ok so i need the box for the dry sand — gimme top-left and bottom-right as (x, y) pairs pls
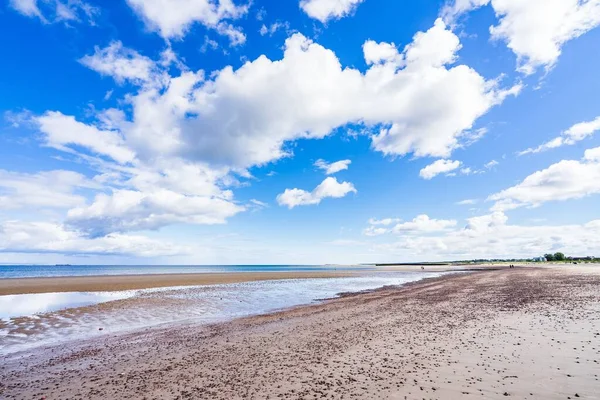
(1, 267), (599, 399)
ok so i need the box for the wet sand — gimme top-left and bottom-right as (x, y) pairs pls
(0, 264), (503, 295)
(0, 271), (359, 295)
(2, 266), (599, 399)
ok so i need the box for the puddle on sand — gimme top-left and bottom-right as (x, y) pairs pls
(0, 291), (137, 320)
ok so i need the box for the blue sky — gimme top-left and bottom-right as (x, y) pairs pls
(1, 0), (600, 265)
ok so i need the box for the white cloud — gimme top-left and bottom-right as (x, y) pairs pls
(215, 22), (246, 46)
(456, 198), (478, 205)
(9, 0), (98, 24)
(276, 177), (357, 209)
(584, 146), (600, 161)
(443, 0), (600, 74)
(63, 20), (517, 171)
(201, 36), (219, 53)
(565, 116), (600, 140)
(485, 159), (499, 169)
(490, 152), (600, 210)
(464, 210), (508, 231)
(249, 199), (269, 210)
(0, 170), (98, 210)
(392, 215), (457, 233)
(363, 214), (457, 236)
(368, 218), (400, 226)
(374, 211), (600, 260)
(24, 106), (249, 238)
(363, 40), (402, 66)
(314, 159), (352, 174)
(66, 189), (244, 237)
(300, 0), (365, 23)
(419, 159), (462, 179)
(519, 116), (600, 155)
(363, 226), (388, 237)
(35, 111), (135, 164)
(0, 221), (187, 257)
(79, 41), (160, 85)
(125, 0), (249, 43)
(9, 0), (43, 20)
(259, 21), (290, 36)
(441, 0), (489, 19)
(370, 20), (520, 158)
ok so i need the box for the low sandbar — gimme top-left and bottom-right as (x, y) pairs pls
(0, 271), (358, 296)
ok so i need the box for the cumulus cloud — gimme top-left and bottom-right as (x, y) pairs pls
(464, 210), (508, 231)
(9, 0), (98, 25)
(490, 151), (600, 210)
(519, 116), (600, 156)
(35, 111), (135, 164)
(66, 189), (244, 237)
(314, 159), (351, 174)
(585, 146), (600, 161)
(125, 0), (249, 44)
(300, 0), (365, 23)
(362, 40), (403, 66)
(28, 112), (248, 236)
(375, 211), (600, 260)
(392, 215), (457, 233)
(443, 0), (600, 74)
(363, 214), (457, 236)
(0, 170), (99, 210)
(276, 177), (357, 209)
(419, 159), (462, 179)
(79, 41), (161, 85)
(0, 221), (187, 257)
(60, 20), (518, 171)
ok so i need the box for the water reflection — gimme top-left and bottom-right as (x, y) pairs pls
(0, 291), (136, 319)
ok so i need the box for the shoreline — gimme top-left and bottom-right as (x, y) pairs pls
(2, 266), (599, 399)
(0, 270), (361, 295)
(0, 265), (500, 295)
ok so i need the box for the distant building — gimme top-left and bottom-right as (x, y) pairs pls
(533, 256), (546, 262)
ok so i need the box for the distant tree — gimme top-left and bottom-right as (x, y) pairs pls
(554, 252), (566, 261)
(544, 253), (555, 262)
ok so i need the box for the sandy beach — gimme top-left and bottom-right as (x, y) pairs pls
(1, 266), (599, 399)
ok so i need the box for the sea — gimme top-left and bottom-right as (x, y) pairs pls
(0, 265), (442, 355)
(0, 264), (373, 279)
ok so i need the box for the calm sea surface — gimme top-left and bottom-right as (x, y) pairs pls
(0, 264), (373, 279)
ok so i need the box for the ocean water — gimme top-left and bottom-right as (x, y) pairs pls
(0, 264), (372, 279)
(0, 271), (441, 355)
